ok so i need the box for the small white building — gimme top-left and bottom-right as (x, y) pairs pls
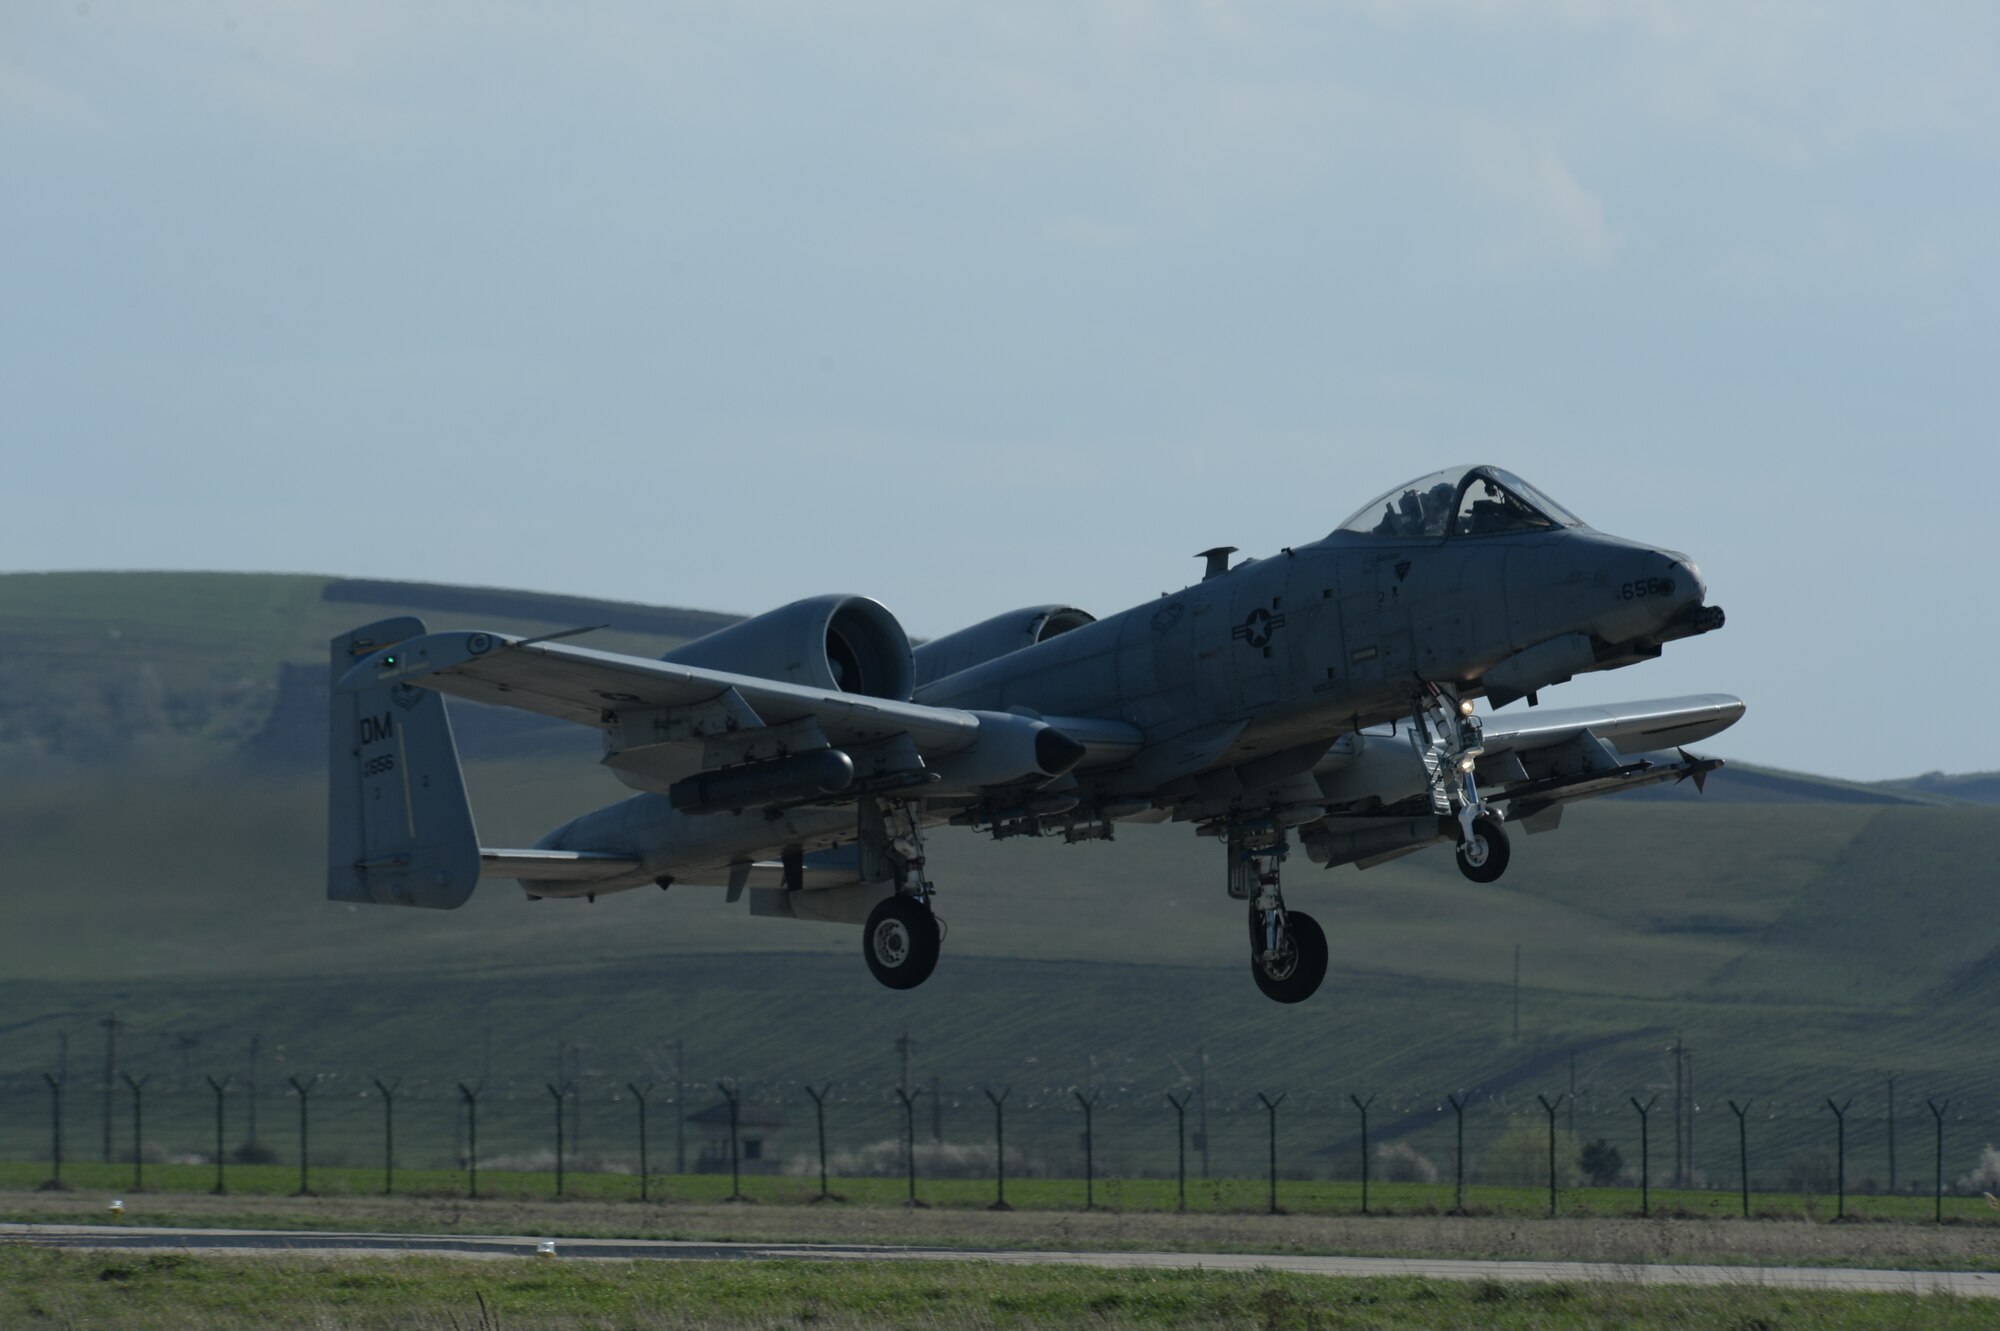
(687, 1101), (787, 1175)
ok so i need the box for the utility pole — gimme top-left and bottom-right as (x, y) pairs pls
(673, 1040), (686, 1175)
(1687, 1047), (1696, 1188)
(1197, 1045), (1211, 1179)
(100, 1014), (122, 1164)
(931, 1074), (942, 1143)
(1512, 944), (1522, 1042)
(1887, 1074), (1898, 1194)
(570, 1044), (589, 1161)
(246, 1034), (262, 1151)
(1672, 1036), (1684, 1189)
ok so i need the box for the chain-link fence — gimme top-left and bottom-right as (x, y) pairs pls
(6, 1064), (1999, 1216)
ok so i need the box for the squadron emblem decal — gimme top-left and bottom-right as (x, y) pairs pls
(1232, 607), (1287, 649)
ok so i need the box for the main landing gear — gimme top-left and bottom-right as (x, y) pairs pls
(859, 798), (943, 991)
(1230, 828), (1328, 1004)
(1412, 683), (1513, 884)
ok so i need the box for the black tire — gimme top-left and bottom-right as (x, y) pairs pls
(863, 894), (941, 990)
(1456, 814), (1511, 883)
(1250, 909), (1329, 1004)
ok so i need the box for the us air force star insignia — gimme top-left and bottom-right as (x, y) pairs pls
(1232, 607), (1287, 649)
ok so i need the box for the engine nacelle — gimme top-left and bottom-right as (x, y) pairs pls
(912, 605), (1096, 690)
(662, 595), (915, 701)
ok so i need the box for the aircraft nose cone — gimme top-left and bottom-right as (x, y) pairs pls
(1660, 553), (1705, 609)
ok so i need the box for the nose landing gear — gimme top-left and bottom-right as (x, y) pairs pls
(1413, 684), (1512, 883)
(1455, 813), (1511, 884)
(1230, 828), (1329, 1004)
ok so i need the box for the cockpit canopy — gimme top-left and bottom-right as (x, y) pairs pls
(1336, 465), (1586, 540)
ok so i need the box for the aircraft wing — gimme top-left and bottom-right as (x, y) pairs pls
(1477, 693), (1744, 758)
(335, 629), (1136, 797)
(1469, 693), (1744, 832)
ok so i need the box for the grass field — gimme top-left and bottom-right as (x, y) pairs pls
(4, 1248), (1997, 1330)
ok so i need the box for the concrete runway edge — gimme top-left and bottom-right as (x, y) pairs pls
(6, 1224), (1999, 1299)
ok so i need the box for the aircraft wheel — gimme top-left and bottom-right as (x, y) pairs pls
(863, 894), (941, 990)
(1251, 910), (1328, 1004)
(1456, 815), (1511, 884)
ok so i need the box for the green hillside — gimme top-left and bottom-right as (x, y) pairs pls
(3, 571), (1996, 1195)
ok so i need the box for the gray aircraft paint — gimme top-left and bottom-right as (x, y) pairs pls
(326, 464), (1733, 998)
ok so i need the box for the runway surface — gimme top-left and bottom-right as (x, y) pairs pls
(7, 1224), (1998, 1298)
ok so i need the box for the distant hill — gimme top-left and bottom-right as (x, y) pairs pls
(1881, 770), (2000, 804)
(0, 571), (739, 771)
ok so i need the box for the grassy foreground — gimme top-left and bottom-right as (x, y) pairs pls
(1, 1249), (1992, 1331)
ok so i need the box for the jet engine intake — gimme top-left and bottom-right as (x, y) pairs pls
(912, 605), (1096, 690)
(661, 595), (915, 701)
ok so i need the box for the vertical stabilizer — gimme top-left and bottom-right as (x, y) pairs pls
(327, 617), (481, 909)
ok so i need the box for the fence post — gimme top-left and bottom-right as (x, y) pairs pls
(458, 1083), (480, 1199)
(1630, 1095), (1656, 1217)
(1726, 1100), (1751, 1218)
(1537, 1094), (1564, 1217)
(628, 1083), (652, 1202)
(716, 1081), (745, 1202)
(205, 1075), (230, 1195)
(547, 1082), (573, 1198)
(288, 1076), (316, 1196)
(1073, 1090), (1101, 1210)
(1447, 1093), (1467, 1214)
(374, 1080), (398, 1196)
(122, 1074), (148, 1192)
(1927, 1099), (1948, 1224)
(1258, 1092), (1286, 1215)
(1825, 1098), (1852, 1221)
(804, 1083), (836, 1203)
(985, 1088), (1012, 1211)
(1166, 1092), (1191, 1212)
(894, 1086), (924, 1207)
(1350, 1094), (1375, 1215)
(43, 1074), (64, 1190)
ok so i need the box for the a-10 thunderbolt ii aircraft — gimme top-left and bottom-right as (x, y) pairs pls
(329, 464), (1737, 1003)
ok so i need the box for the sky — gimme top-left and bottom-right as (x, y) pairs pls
(3, 2), (1995, 780)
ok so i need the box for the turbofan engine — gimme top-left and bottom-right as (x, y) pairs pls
(661, 595), (915, 702)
